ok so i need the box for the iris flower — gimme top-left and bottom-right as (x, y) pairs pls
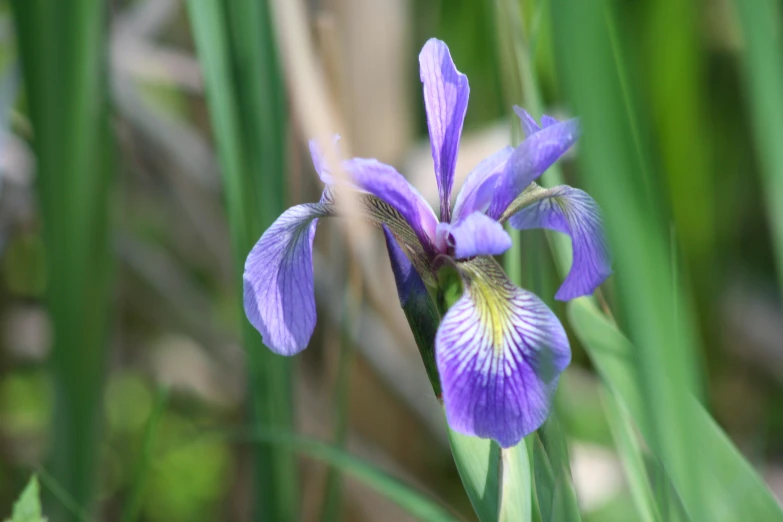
(243, 38), (611, 448)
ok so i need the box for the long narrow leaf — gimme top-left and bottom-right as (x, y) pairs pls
(498, 445), (531, 522)
(732, 0), (783, 292)
(549, 1), (711, 519)
(10, 1), (113, 518)
(185, 1), (297, 520)
(569, 299), (783, 521)
(601, 390), (661, 522)
(447, 428), (500, 522)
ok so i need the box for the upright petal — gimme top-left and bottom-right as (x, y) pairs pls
(442, 212), (512, 259)
(515, 107), (541, 138)
(244, 202), (330, 355)
(509, 185), (612, 300)
(419, 38), (470, 222)
(436, 257), (570, 447)
(488, 112), (580, 219)
(540, 115), (559, 128)
(343, 157), (438, 252)
(452, 146), (513, 221)
(309, 135), (341, 184)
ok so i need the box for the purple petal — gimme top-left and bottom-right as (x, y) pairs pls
(243, 203), (329, 355)
(444, 212), (512, 259)
(488, 116), (580, 219)
(514, 106), (541, 138)
(343, 157), (438, 250)
(541, 115), (558, 128)
(419, 38), (470, 222)
(309, 136), (341, 184)
(509, 185), (612, 300)
(436, 257), (570, 448)
(452, 146), (513, 221)
(382, 225), (422, 306)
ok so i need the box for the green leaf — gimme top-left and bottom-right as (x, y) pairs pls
(569, 299), (783, 522)
(6, 476), (46, 522)
(185, 0), (296, 520)
(527, 431), (581, 522)
(498, 444), (532, 522)
(447, 428), (500, 522)
(227, 429), (458, 522)
(732, 0), (783, 293)
(601, 390), (661, 522)
(10, 1), (113, 517)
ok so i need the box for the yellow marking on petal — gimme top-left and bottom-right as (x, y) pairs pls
(460, 257), (517, 355)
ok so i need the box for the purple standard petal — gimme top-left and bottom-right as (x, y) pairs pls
(243, 202), (330, 355)
(442, 212), (512, 259)
(487, 111), (580, 220)
(343, 157), (438, 250)
(516, 107), (541, 138)
(509, 185), (612, 300)
(419, 38), (470, 222)
(309, 135), (342, 184)
(540, 115), (559, 128)
(436, 257), (571, 447)
(452, 146), (513, 221)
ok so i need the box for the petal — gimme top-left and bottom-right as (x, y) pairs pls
(540, 115), (559, 128)
(445, 212), (512, 259)
(382, 224), (425, 306)
(452, 146), (513, 221)
(514, 106), (541, 138)
(513, 106), (558, 137)
(243, 202), (330, 355)
(343, 157), (438, 251)
(436, 257), (570, 447)
(508, 185), (612, 300)
(309, 135), (341, 185)
(488, 112), (580, 219)
(419, 38), (470, 222)
(383, 226), (442, 393)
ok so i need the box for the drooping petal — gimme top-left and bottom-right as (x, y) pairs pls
(442, 212), (512, 259)
(243, 202), (330, 355)
(419, 38), (470, 222)
(508, 185), (612, 300)
(436, 257), (570, 448)
(487, 110), (580, 219)
(452, 146), (513, 221)
(343, 157), (438, 252)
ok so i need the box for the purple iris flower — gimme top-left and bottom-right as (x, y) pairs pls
(243, 38), (611, 448)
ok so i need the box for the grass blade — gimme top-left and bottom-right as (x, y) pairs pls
(169, 428), (459, 522)
(601, 390), (661, 522)
(549, 1), (711, 519)
(498, 445), (531, 522)
(569, 299), (783, 521)
(447, 428), (500, 522)
(185, 0), (297, 520)
(732, 0), (783, 292)
(10, 1), (113, 518)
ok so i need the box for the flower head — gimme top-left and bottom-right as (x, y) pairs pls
(243, 38), (611, 448)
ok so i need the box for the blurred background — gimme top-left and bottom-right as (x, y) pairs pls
(0, 0), (782, 521)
